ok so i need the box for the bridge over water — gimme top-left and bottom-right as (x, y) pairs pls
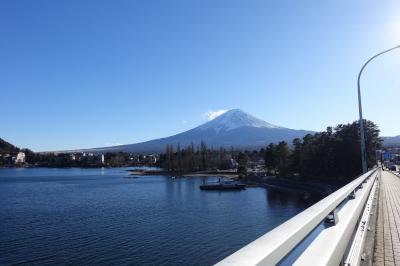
(216, 168), (400, 266)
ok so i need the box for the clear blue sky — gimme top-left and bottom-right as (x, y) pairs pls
(1, 0), (399, 152)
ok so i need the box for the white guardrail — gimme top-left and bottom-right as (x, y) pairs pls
(215, 168), (379, 266)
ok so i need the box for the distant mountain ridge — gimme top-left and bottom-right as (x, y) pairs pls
(4, 110), (399, 154)
(0, 138), (20, 154)
(382, 135), (400, 147)
(61, 109), (314, 154)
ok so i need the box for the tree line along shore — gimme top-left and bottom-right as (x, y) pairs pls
(156, 120), (382, 182)
(1, 120), (382, 185)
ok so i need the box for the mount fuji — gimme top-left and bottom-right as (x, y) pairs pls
(67, 109), (314, 153)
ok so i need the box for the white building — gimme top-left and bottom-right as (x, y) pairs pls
(15, 152), (26, 164)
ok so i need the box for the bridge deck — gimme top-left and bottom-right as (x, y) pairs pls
(374, 171), (400, 266)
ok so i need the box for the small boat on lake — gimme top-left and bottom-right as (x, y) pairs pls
(200, 179), (246, 191)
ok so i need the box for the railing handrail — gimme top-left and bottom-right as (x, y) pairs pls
(293, 170), (378, 265)
(344, 175), (378, 266)
(215, 168), (378, 266)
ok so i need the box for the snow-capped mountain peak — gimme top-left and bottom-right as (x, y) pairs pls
(59, 109), (313, 153)
(197, 109), (280, 133)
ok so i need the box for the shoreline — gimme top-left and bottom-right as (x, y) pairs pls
(127, 169), (334, 197)
(260, 178), (334, 198)
(128, 169), (239, 179)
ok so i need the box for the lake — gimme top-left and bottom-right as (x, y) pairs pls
(0, 167), (318, 265)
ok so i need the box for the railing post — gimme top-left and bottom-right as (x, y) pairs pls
(325, 209), (339, 225)
(348, 190), (356, 200)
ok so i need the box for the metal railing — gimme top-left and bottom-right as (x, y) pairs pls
(344, 177), (378, 266)
(215, 168), (379, 266)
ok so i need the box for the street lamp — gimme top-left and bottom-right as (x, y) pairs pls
(357, 45), (400, 173)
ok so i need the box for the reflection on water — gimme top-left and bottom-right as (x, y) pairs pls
(0, 168), (320, 266)
(266, 189), (322, 207)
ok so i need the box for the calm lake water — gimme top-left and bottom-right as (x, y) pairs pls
(0, 167), (318, 266)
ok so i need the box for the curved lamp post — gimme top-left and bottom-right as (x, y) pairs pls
(357, 45), (400, 173)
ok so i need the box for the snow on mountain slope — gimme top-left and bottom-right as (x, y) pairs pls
(196, 109), (280, 133)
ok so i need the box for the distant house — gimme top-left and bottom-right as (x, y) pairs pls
(228, 158), (239, 169)
(129, 155), (140, 163)
(147, 154), (157, 164)
(15, 152), (26, 164)
(0, 154), (13, 165)
(394, 155), (400, 165)
(141, 154), (157, 164)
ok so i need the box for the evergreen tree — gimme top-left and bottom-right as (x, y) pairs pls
(264, 143), (277, 173)
(200, 141), (207, 170)
(177, 143), (182, 171)
(237, 152), (249, 177)
(275, 141), (290, 176)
